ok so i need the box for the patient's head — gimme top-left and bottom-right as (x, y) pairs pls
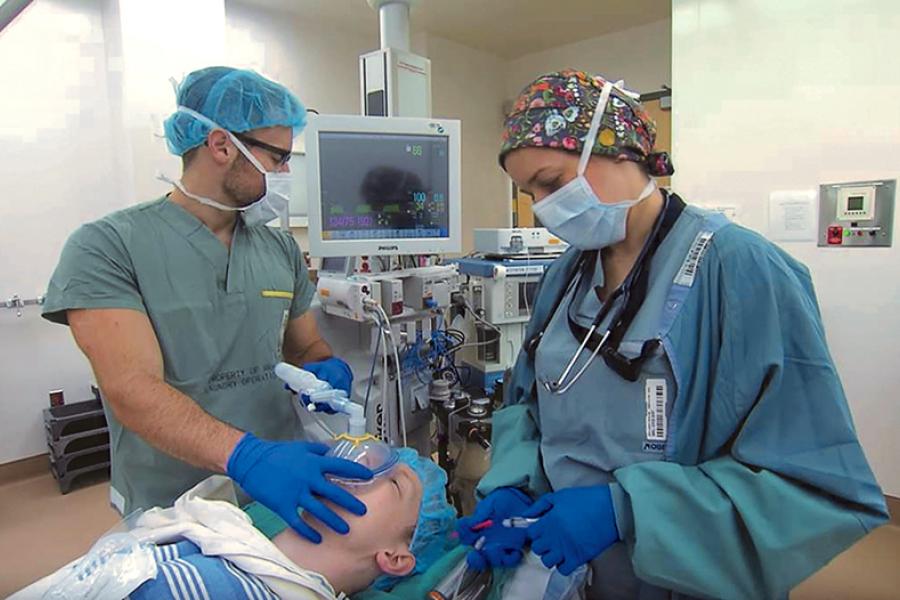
(273, 448), (456, 594)
(321, 462), (422, 580)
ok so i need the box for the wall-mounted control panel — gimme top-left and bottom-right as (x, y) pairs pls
(818, 179), (894, 247)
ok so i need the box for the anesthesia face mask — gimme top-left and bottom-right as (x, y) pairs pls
(326, 434), (400, 486)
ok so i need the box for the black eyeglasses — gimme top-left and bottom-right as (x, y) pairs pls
(231, 132), (292, 167)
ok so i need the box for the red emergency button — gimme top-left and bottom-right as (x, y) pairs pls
(827, 226), (843, 245)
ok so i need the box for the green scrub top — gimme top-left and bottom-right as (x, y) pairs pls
(43, 197), (316, 514)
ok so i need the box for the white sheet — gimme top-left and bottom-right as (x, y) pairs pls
(10, 476), (341, 600)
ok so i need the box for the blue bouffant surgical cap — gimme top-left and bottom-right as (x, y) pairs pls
(163, 66), (307, 156)
(373, 448), (457, 591)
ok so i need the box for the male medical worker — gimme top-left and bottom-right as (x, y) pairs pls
(43, 66), (371, 543)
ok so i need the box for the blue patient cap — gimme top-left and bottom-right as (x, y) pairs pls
(163, 66), (307, 156)
(373, 448), (457, 590)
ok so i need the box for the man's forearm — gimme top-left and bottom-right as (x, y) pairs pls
(105, 373), (244, 472)
(286, 338), (333, 366)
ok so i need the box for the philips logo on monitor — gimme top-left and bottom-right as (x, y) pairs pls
(378, 245), (400, 251)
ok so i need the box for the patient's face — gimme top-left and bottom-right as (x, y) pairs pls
(331, 463), (423, 551)
(272, 462), (425, 592)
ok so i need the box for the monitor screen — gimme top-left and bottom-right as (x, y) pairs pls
(317, 132), (450, 241)
(319, 256), (349, 272)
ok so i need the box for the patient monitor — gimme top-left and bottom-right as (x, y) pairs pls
(301, 113), (462, 453)
(305, 113), (461, 258)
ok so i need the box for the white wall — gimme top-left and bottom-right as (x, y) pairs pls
(672, 0), (900, 495)
(224, 2), (377, 116)
(117, 0), (227, 203)
(505, 18), (672, 101)
(0, 0), (227, 463)
(419, 34), (511, 249)
(0, 0), (119, 464)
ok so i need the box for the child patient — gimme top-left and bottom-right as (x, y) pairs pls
(14, 448), (456, 600)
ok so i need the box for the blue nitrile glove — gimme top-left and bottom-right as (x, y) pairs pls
(457, 487), (533, 570)
(227, 432), (373, 543)
(467, 524), (529, 570)
(303, 357), (353, 396)
(523, 485), (619, 576)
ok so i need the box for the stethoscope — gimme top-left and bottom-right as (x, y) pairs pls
(527, 191), (685, 394)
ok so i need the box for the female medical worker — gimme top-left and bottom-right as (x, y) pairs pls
(457, 70), (889, 599)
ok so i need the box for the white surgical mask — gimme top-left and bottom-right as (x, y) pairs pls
(531, 82), (656, 250)
(164, 106), (292, 230)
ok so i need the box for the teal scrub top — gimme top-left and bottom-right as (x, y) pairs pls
(43, 197), (316, 513)
(478, 200), (889, 599)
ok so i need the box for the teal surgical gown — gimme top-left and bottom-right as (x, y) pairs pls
(477, 198), (888, 599)
(43, 197), (316, 513)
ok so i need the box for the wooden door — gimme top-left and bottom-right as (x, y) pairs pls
(512, 184), (536, 228)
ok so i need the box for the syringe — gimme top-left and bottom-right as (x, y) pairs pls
(501, 517), (540, 528)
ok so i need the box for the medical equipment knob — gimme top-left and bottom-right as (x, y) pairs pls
(467, 397), (491, 418)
